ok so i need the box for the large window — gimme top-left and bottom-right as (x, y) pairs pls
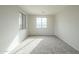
(36, 17), (47, 28)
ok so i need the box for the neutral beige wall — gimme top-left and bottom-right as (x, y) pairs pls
(55, 6), (79, 51)
(0, 6), (29, 53)
(28, 15), (55, 35)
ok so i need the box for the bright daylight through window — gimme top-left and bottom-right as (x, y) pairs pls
(36, 17), (47, 28)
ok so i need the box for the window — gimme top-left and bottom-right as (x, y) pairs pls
(19, 12), (26, 29)
(36, 17), (47, 28)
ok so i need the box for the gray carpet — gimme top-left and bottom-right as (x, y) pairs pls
(30, 36), (79, 54)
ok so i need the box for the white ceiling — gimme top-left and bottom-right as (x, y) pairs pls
(19, 5), (67, 15)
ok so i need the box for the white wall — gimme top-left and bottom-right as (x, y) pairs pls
(28, 15), (55, 35)
(55, 6), (79, 51)
(18, 7), (29, 42)
(0, 6), (29, 53)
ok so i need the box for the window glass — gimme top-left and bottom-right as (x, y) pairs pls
(36, 17), (47, 28)
(19, 13), (26, 29)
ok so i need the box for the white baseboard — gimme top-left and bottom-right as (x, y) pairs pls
(55, 32), (79, 52)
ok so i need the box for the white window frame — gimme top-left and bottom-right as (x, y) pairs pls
(19, 12), (26, 30)
(36, 17), (47, 29)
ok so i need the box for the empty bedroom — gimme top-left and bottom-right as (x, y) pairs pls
(0, 5), (79, 54)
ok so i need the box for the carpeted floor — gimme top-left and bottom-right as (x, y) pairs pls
(30, 36), (79, 54)
(15, 36), (79, 54)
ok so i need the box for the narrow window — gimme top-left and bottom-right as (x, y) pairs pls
(19, 12), (26, 29)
